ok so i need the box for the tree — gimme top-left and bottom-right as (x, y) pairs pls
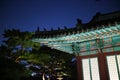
(3, 29), (40, 60)
(17, 46), (76, 80)
(1, 29), (41, 79)
(1, 29), (77, 80)
(0, 54), (32, 80)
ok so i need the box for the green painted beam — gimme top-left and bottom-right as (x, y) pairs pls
(32, 25), (120, 54)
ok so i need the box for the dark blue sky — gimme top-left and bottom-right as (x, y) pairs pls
(0, 0), (120, 44)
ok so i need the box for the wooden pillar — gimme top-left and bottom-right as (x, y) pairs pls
(98, 53), (109, 80)
(76, 56), (83, 80)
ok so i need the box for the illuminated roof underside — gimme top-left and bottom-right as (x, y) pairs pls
(32, 25), (120, 55)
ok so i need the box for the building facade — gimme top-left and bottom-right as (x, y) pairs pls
(32, 11), (120, 80)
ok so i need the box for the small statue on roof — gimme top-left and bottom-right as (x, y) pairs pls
(37, 27), (40, 32)
(58, 27), (61, 30)
(51, 27), (53, 31)
(43, 28), (46, 31)
(77, 18), (82, 24)
(64, 26), (67, 29)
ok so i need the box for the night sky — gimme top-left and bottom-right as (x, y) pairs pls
(0, 0), (120, 45)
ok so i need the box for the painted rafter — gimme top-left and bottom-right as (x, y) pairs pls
(32, 25), (120, 54)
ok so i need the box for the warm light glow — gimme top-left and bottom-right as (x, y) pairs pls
(82, 58), (100, 80)
(107, 55), (119, 80)
(90, 58), (100, 80)
(82, 59), (91, 80)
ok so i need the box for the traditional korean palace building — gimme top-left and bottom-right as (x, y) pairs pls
(32, 11), (120, 80)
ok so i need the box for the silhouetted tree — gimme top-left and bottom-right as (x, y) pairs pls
(1, 29), (77, 80)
